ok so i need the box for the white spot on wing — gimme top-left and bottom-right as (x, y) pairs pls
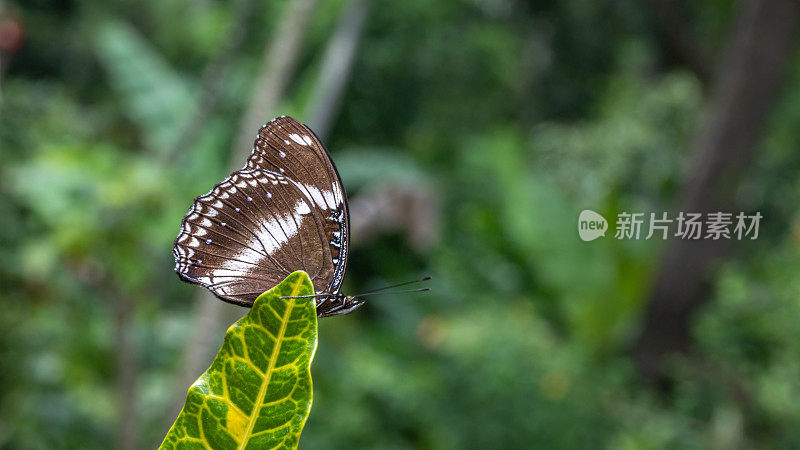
(294, 181), (338, 210)
(218, 199), (314, 275)
(289, 133), (310, 146)
(295, 200), (310, 215)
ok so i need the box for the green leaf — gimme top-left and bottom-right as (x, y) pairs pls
(160, 271), (318, 450)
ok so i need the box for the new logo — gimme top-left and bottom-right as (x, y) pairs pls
(578, 210), (608, 241)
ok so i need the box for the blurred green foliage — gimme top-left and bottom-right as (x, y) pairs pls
(2, 0), (800, 449)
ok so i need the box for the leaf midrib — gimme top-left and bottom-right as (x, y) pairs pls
(237, 281), (299, 449)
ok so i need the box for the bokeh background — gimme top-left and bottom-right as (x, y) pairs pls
(3, 0), (800, 448)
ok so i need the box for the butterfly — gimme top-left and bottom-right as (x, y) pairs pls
(173, 116), (427, 317)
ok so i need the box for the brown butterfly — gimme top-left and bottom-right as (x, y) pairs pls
(173, 116), (427, 317)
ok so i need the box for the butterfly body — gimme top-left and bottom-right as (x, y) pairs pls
(173, 116), (362, 317)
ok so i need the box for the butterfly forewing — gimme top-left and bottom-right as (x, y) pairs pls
(248, 116), (349, 293)
(173, 116), (349, 307)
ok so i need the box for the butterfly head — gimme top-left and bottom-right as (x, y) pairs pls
(317, 293), (366, 318)
(277, 291), (365, 317)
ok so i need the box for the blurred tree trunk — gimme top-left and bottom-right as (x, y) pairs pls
(230, 0), (319, 164)
(306, 0), (369, 140)
(168, 0), (256, 160)
(634, 0), (800, 384)
(647, 0), (710, 80)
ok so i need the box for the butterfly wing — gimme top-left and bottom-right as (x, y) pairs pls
(247, 116), (349, 294)
(173, 116), (350, 307)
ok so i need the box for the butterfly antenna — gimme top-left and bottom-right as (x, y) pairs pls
(361, 276), (432, 295)
(355, 287), (430, 298)
(281, 287), (430, 300)
(280, 277), (432, 300)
